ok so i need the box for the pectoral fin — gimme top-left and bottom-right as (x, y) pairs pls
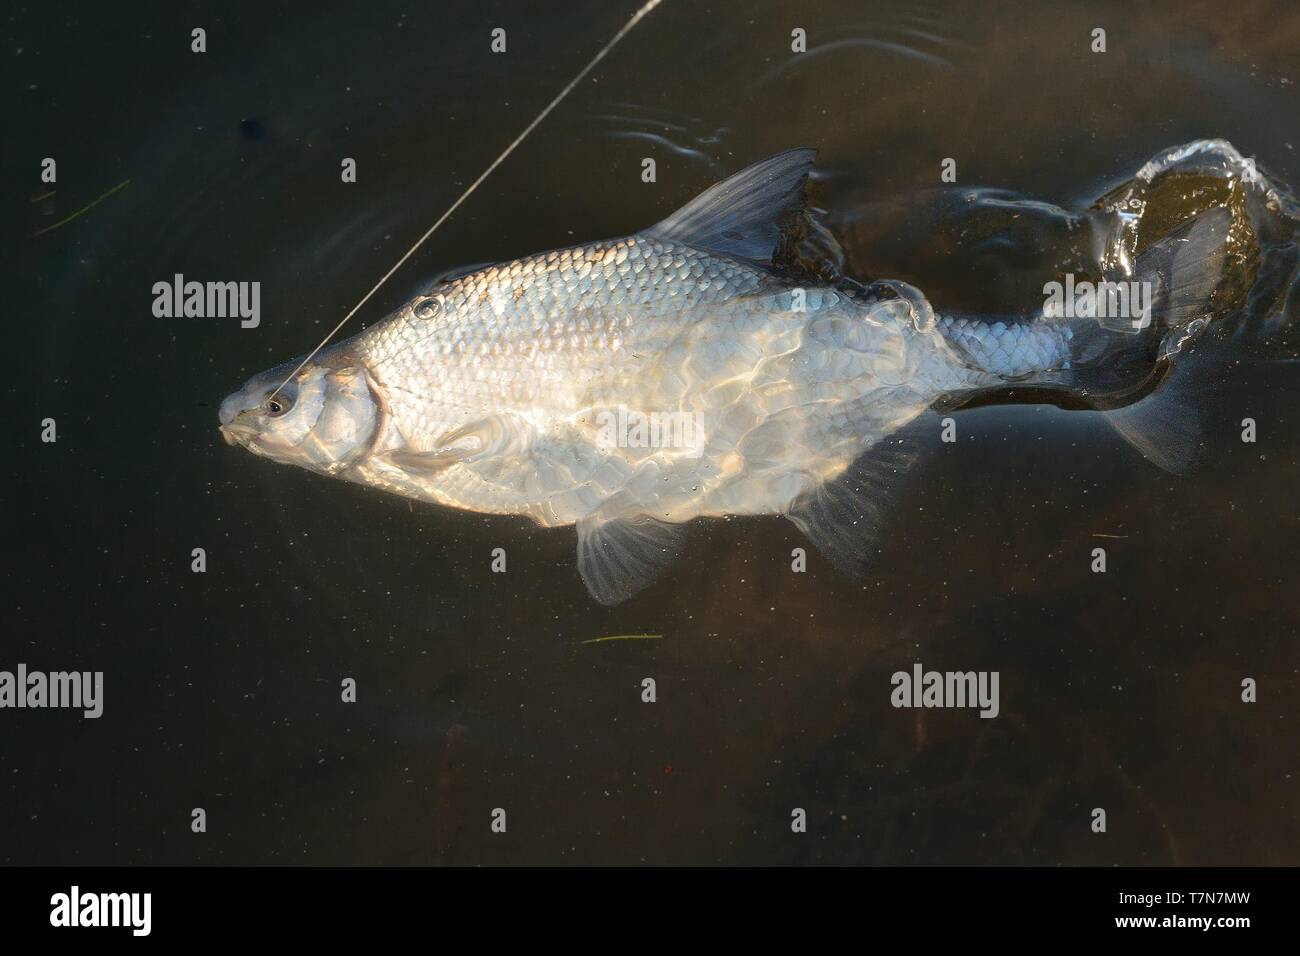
(384, 447), (473, 475)
(385, 414), (526, 477)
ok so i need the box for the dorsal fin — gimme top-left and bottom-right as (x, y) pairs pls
(640, 148), (818, 262)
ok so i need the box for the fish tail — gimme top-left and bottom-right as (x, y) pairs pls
(1066, 209), (1233, 473)
(935, 209), (1234, 473)
(1070, 207), (1233, 366)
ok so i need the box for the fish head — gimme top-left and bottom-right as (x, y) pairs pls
(219, 357), (380, 476)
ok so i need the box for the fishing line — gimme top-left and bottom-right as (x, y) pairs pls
(269, 0), (666, 399)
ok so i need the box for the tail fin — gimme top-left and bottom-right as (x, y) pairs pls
(1103, 376), (1203, 474)
(1070, 207), (1233, 367)
(1094, 209), (1232, 472)
(1098, 207), (1232, 335)
(1043, 209), (1231, 473)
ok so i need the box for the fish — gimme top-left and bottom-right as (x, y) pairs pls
(219, 149), (1231, 604)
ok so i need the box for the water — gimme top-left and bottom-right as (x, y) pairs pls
(5, 0), (1298, 864)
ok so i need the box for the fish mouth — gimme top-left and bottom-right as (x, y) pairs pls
(219, 423), (251, 447)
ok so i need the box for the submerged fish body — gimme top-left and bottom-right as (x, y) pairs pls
(351, 233), (978, 523)
(220, 148), (1235, 602)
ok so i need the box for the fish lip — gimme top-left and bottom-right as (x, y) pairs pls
(219, 424), (248, 447)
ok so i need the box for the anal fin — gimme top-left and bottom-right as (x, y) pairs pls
(576, 494), (687, 605)
(785, 430), (921, 578)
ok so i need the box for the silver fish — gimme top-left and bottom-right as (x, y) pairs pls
(220, 149), (1228, 602)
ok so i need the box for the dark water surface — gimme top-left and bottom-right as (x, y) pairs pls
(5, 1), (1299, 864)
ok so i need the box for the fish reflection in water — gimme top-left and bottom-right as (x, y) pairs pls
(219, 139), (1298, 603)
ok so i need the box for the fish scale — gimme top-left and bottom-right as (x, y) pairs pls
(347, 231), (984, 527)
(937, 315), (1074, 379)
(359, 234), (762, 435)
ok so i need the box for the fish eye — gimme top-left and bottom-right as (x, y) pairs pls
(262, 392), (293, 417)
(414, 295), (442, 320)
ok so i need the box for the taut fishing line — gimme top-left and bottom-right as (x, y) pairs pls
(269, 0), (666, 399)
